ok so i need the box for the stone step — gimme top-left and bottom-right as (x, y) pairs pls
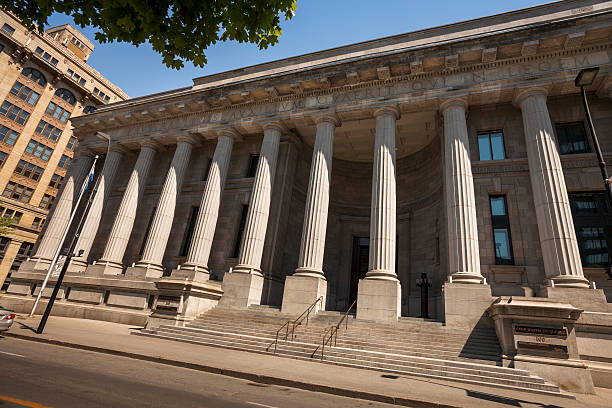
(134, 328), (563, 396)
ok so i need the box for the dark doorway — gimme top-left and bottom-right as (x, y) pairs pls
(349, 236), (369, 309)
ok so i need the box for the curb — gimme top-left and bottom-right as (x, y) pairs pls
(4, 331), (458, 408)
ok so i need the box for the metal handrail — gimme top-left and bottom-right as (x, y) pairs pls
(320, 299), (357, 359)
(270, 296), (323, 354)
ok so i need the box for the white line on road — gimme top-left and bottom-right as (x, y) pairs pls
(0, 350), (26, 358)
(247, 402), (279, 408)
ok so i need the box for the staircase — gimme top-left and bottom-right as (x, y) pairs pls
(135, 305), (565, 396)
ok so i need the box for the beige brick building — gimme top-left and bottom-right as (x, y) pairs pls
(0, 10), (127, 290)
(4, 0), (612, 395)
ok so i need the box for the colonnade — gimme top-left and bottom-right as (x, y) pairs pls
(27, 86), (589, 315)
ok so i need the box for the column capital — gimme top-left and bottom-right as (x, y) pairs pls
(75, 148), (96, 159)
(140, 139), (163, 152)
(108, 143), (130, 155)
(217, 128), (243, 141)
(439, 97), (468, 113)
(177, 135), (198, 146)
(513, 86), (548, 107)
(262, 121), (287, 134)
(373, 106), (400, 120)
(314, 113), (340, 127)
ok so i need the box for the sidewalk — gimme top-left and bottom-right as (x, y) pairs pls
(4, 315), (612, 408)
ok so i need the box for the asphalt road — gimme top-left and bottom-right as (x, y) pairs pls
(0, 336), (399, 408)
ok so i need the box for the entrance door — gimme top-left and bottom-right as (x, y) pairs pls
(349, 236), (369, 309)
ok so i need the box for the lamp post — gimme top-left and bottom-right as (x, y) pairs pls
(575, 67), (612, 207)
(416, 272), (432, 319)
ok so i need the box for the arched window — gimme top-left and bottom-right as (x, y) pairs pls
(21, 68), (47, 86)
(83, 105), (95, 114)
(54, 88), (76, 106)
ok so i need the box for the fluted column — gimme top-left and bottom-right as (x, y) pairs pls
(516, 88), (588, 288)
(366, 108), (399, 280)
(182, 131), (236, 274)
(441, 98), (484, 284)
(135, 137), (194, 274)
(70, 147), (123, 270)
(233, 124), (281, 275)
(32, 151), (95, 263)
(295, 115), (339, 278)
(96, 142), (157, 274)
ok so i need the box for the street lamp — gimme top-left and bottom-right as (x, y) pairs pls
(575, 67), (612, 207)
(416, 272), (432, 319)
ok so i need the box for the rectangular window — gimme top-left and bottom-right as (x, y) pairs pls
(40, 194), (54, 209)
(2, 181), (33, 203)
(180, 206), (200, 257)
(50, 58), (58, 66)
(67, 69), (74, 76)
(66, 136), (77, 150)
(58, 155), (70, 168)
(0, 151), (7, 167)
(1, 24), (15, 36)
(0, 126), (19, 145)
(42, 52), (51, 61)
(49, 174), (63, 189)
(556, 122), (590, 155)
(32, 217), (44, 229)
(490, 196), (514, 265)
(232, 205), (249, 258)
(0, 44), (4, 53)
(35, 47), (43, 55)
(25, 140), (52, 160)
(569, 192), (612, 268)
(247, 155), (260, 178)
(478, 131), (506, 161)
(0, 101), (10, 115)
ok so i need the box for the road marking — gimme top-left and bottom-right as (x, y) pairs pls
(247, 402), (279, 408)
(0, 350), (25, 357)
(0, 394), (54, 408)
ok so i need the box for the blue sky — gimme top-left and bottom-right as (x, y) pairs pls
(46, 0), (549, 98)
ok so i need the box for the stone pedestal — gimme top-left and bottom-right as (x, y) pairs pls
(488, 297), (595, 394)
(146, 272), (223, 329)
(538, 286), (610, 313)
(85, 261), (124, 276)
(218, 272), (264, 309)
(124, 264), (163, 279)
(281, 275), (326, 316)
(356, 278), (401, 323)
(443, 282), (494, 329)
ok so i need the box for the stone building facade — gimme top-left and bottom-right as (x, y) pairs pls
(0, 9), (128, 291)
(3, 0), (612, 389)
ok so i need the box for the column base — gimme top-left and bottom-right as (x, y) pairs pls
(125, 262), (164, 279)
(548, 275), (590, 289)
(169, 268), (210, 282)
(218, 271), (264, 309)
(85, 260), (124, 276)
(356, 278), (401, 323)
(449, 272), (485, 284)
(67, 257), (88, 275)
(19, 257), (51, 274)
(538, 286), (610, 313)
(178, 262), (210, 275)
(281, 275), (326, 315)
(443, 282), (494, 329)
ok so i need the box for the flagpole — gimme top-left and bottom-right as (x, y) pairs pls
(29, 156), (99, 317)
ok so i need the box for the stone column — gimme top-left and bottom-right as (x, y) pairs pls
(357, 107), (402, 323)
(127, 137), (194, 279)
(180, 131), (236, 277)
(516, 88), (588, 288)
(441, 98), (484, 284)
(69, 147), (123, 273)
(220, 123), (281, 308)
(29, 151), (95, 271)
(0, 240), (23, 289)
(281, 115), (338, 315)
(90, 142), (158, 276)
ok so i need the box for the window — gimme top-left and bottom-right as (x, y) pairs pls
(32, 217), (45, 229)
(21, 68), (47, 86)
(45, 102), (71, 122)
(478, 131), (506, 161)
(0, 126), (19, 145)
(67, 69), (74, 76)
(83, 105), (95, 114)
(54, 89), (76, 105)
(0, 151), (7, 167)
(1, 24), (15, 36)
(25, 140), (53, 160)
(247, 155), (260, 178)
(35, 120), (62, 141)
(35, 47), (43, 55)
(10, 82), (40, 105)
(180, 206), (200, 257)
(42, 52), (51, 61)
(0, 44), (4, 53)
(66, 136), (78, 150)
(232, 205), (249, 258)
(569, 192), (612, 268)
(58, 155), (71, 169)
(50, 57), (58, 66)
(49, 174), (63, 189)
(0, 237), (10, 261)
(556, 122), (590, 155)
(0, 101), (30, 125)
(2, 181), (34, 203)
(14, 160), (44, 181)
(39, 194), (54, 210)
(490, 196), (514, 265)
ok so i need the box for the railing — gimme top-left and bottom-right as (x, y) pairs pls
(320, 299), (357, 359)
(269, 296), (323, 354)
